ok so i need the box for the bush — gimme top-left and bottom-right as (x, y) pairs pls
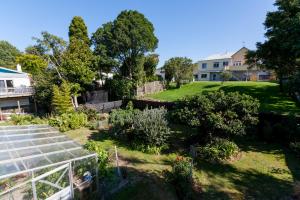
(49, 112), (87, 132)
(85, 141), (110, 178)
(77, 106), (98, 121)
(109, 108), (140, 135)
(197, 138), (239, 162)
(10, 114), (48, 125)
(131, 143), (167, 155)
(132, 108), (170, 147)
(166, 156), (193, 200)
(171, 91), (259, 139)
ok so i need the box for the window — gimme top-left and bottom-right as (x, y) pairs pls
(194, 74), (198, 80)
(6, 80), (13, 88)
(202, 63), (207, 69)
(213, 62), (219, 68)
(223, 61), (229, 66)
(233, 61), (242, 66)
(201, 74), (207, 79)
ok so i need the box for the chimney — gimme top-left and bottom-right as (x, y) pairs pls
(16, 64), (22, 72)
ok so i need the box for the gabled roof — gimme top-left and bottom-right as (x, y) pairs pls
(231, 47), (249, 57)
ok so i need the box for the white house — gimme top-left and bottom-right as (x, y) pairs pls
(194, 47), (274, 81)
(0, 66), (34, 115)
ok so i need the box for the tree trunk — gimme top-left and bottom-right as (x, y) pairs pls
(278, 74), (283, 92)
(73, 95), (79, 108)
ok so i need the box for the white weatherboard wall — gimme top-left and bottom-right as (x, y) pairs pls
(0, 74), (31, 87)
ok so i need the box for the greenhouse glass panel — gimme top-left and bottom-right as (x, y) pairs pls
(0, 125), (98, 200)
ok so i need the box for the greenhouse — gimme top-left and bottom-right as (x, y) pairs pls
(0, 125), (99, 200)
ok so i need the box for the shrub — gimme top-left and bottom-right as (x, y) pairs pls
(166, 156), (193, 200)
(132, 108), (170, 147)
(197, 138), (239, 162)
(85, 141), (110, 178)
(171, 91), (259, 139)
(131, 143), (167, 155)
(77, 106), (98, 121)
(49, 112), (87, 132)
(52, 81), (74, 114)
(290, 142), (300, 157)
(109, 108), (139, 135)
(10, 114), (48, 125)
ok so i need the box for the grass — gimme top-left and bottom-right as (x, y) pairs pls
(147, 81), (300, 114)
(65, 127), (300, 200)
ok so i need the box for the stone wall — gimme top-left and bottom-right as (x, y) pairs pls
(136, 81), (164, 97)
(84, 100), (123, 113)
(86, 90), (108, 103)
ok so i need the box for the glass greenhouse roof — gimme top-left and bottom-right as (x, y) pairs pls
(0, 125), (96, 179)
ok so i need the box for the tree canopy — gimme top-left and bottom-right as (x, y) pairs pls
(164, 57), (195, 87)
(61, 16), (95, 90)
(0, 40), (21, 67)
(92, 10), (158, 83)
(246, 0), (300, 89)
(144, 54), (159, 81)
(16, 54), (48, 76)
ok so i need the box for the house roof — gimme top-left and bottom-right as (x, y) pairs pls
(202, 52), (234, 61)
(0, 67), (25, 74)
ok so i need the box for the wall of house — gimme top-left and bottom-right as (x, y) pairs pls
(196, 58), (231, 81)
(0, 75), (31, 88)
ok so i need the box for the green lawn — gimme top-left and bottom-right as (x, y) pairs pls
(147, 81), (300, 114)
(65, 127), (300, 200)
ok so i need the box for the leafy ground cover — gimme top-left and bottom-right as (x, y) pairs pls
(65, 126), (300, 200)
(147, 81), (300, 114)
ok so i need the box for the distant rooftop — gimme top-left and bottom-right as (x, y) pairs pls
(202, 52), (234, 61)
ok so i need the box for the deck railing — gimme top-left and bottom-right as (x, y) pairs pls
(0, 87), (34, 97)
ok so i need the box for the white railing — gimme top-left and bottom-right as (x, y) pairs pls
(0, 87), (34, 97)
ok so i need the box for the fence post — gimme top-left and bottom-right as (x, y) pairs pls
(114, 146), (121, 178)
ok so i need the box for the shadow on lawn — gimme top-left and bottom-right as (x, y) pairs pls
(106, 166), (179, 200)
(238, 140), (300, 182)
(195, 139), (300, 199)
(195, 160), (294, 199)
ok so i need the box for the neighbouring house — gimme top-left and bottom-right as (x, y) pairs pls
(0, 66), (34, 116)
(194, 47), (275, 81)
(155, 67), (165, 80)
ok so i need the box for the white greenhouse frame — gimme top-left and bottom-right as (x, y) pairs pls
(0, 125), (99, 200)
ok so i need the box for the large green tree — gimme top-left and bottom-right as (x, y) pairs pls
(246, 0), (300, 90)
(92, 10), (158, 83)
(61, 16), (95, 89)
(29, 32), (67, 78)
(164, 57), (196, 88)
(16, 54), (48, 76)
(0, 41), (21, 67)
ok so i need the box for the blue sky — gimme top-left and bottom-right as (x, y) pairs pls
(0, 0), (275, 66)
